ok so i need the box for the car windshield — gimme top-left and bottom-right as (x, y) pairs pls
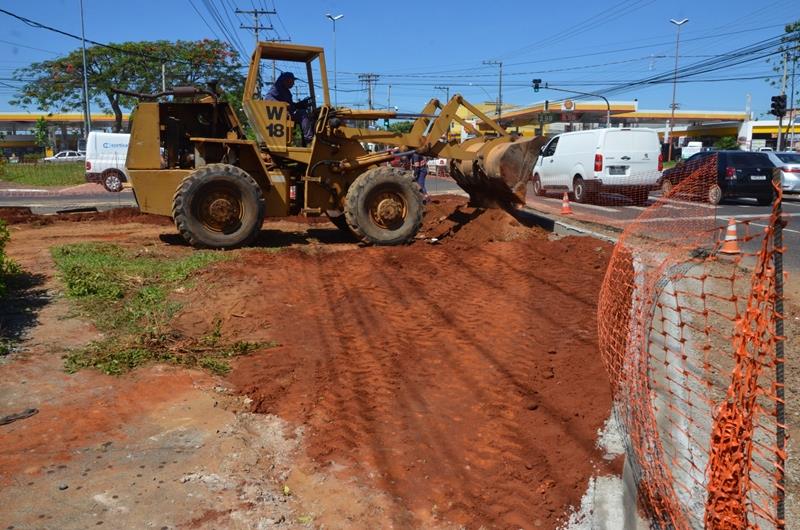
(777, 153), (800, 164)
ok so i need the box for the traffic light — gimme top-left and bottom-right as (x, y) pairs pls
(532, 79), (542, 92)
(771, 94), (787, 117)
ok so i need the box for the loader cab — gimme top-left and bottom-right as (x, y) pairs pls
(242, 42), (331, 154)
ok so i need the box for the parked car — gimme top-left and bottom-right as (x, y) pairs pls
(532, 127), (662, 204)
(658, 151), (776, 205)
(84, 131), (130, 192)
(764, 151), (800, 194)
(41, 150), (85, 163)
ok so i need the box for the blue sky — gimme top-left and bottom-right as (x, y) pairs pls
(0, 0), (798, 118)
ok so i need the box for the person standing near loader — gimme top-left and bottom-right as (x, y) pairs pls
(264, 71), (314, 144)
(410, 152), (429, 202)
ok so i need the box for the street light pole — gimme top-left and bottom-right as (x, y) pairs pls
(668, 18), (688, 162)
(325, 13), (343, 107)
(468, 82), (494, 104)
(538, 83), (611, 128)
(79, 0), (92, 138)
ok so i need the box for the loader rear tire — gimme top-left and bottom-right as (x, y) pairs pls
(172, 164), (265, 249)
(345, 166), (423, 245)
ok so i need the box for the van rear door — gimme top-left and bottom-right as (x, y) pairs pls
(601, 129), (659, 185)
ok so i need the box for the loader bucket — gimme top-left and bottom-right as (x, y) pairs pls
(451, 135), (548, 209)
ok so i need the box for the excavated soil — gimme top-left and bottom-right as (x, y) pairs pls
(172, 196), (617, 528)
(1, 195), (618, 528)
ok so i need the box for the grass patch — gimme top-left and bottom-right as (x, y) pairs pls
(0, 220), (20, 298)
(52, 243), (275, 375)
(0, 162), (85, 187)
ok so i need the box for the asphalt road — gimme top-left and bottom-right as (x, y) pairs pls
(2, 179), (797, 271)
(0, 190), (137, 214)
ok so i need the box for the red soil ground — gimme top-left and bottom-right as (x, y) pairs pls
(1, 195), (618, 528)
(172, 196), (617, 528)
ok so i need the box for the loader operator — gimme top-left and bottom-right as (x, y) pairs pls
(265, 71), (314, 145)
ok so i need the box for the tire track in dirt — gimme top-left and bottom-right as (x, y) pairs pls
(176, 202), (617, 528)
(381, 244), (606, 526)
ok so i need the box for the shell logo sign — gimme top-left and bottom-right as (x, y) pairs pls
(563, 99), (575, 112)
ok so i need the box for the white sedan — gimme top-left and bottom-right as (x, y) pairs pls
(42, 150), (85, 163)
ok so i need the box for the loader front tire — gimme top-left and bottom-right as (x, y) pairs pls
(172, 164), (265, 249)
(345, 166), (423, 245)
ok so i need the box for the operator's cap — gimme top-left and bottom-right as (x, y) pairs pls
(278, 71), (296, 82)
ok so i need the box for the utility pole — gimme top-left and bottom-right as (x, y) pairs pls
(236, 8), (275, 44)
(483, 60), (503, 120)
(778, 52), (788, 151)
(387, 84), (391, 109)
(358, 73), (379, 110)
(790, 56), (797, 151)
(434, 86), (451, 138)
(236, 7), (288, 82)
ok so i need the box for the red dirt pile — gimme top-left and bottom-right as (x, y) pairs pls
(418, 195), (547, 246)
(173, 196), (616, 528)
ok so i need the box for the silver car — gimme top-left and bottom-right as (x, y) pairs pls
(765, 151), (800, 193)
(41, 150), (85, 163)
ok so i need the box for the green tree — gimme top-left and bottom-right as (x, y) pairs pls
(386, 120), (414, 134)
(11, 40), (244, 133)
(713, 136), (739, 150)
(33, 117), (51, 148)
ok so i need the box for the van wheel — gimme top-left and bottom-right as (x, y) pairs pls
(102, 170), (125, 193)
(573, 176), (593, 204)
(707, 184), (723, 205)
(532, 174), (545, 196)
(661, 179), (673, 196)
(172, 164), (265, 249)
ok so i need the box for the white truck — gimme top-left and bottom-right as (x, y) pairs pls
(532, 127), (662, 205)
(84, 131), (130, 192)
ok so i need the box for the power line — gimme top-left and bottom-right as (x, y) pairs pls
(0, 7), (217, 67)
(186, 0), (225, 42)
(358, 73), (379, 109)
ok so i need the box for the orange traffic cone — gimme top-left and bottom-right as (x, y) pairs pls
(560, 192), (574, 215)
(719, 218), (740, 255)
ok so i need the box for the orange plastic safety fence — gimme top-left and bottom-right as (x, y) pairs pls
(597, 155), (785, 529)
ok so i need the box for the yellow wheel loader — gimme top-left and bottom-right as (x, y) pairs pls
(122, 42), (546, 249)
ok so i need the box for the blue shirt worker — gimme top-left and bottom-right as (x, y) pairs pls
(264, 71), (314, 144)
(410, 152), (429, 201)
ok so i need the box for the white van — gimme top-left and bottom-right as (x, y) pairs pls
(532, 128), (662, 204)
(84, 132), (130, 192)
(681, 141), (703, 159)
